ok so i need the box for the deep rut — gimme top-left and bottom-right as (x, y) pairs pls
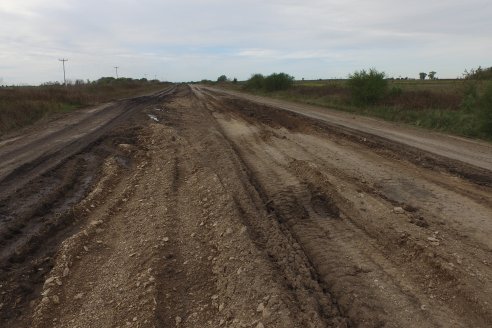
(195, 86), (492, 327)
(3, 85), (492, 327)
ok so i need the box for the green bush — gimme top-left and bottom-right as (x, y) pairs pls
(245, 73), (294, 91)
(464, 66), (492, 80)
(460, 81), (479, 112)
(479, 82), (492, 136)
(347, 68), (388, 105)
(217, 75), (228, 82)
(245, 74), (265, 90)
(263, 73), (294, 91)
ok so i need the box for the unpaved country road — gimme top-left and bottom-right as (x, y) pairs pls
(1, 85), (492, 328)
(203, 86), (492, 174)
(0, 86), (176, 197)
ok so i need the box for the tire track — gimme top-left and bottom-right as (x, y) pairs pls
(198, 87), (492, 327)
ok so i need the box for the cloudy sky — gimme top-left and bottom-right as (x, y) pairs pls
(1, 0), (491, 84)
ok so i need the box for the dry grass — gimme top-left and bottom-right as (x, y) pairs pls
(0, 80), (168, 135)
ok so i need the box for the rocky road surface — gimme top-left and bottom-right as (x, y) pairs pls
(1, 85), (491, 327)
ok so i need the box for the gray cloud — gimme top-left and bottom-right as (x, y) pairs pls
(0, 0), (490, 84)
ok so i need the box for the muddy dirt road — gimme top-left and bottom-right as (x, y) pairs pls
(1, 85), (492, 327)
(204, 87), (492, 173)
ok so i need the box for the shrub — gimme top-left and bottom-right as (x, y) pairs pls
(464, 66), (492, 80)
(263, 73), (295, 91)
(245, 74), (265, 90)
(347, 68), (388, 105)
(478, 82), (492, 136)
(217, 75), (228, 82)
(460, 81), (479, 112)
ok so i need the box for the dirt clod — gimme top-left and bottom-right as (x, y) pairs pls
(1, 85), (492, 327)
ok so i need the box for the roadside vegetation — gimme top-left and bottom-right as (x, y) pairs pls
(216, 67), (492, 140)
(0, 77), (168, 136)
(244, 73), (294, 91)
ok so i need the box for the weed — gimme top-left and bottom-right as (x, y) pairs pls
(347, 69), (388, 105)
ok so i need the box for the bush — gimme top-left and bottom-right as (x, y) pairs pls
(217, 75), (228, 82)
(263, 73), (295, 91)
(479, 82), (492, 136)
(464, 66), (492, 80)
(245, 74), (265, 90)
(347, 68), (388, 105)
(460, 81), (479, 112)
(244, 73), (294, 91)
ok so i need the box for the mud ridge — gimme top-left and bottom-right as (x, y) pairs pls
(0, 100), (161, 327)
(213, 93), (492, 188)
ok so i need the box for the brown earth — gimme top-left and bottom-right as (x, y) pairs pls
(1, 84), (492, 327)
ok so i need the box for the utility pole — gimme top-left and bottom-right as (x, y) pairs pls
(59, 58), (68, 86)
(114, 66), (119, 79)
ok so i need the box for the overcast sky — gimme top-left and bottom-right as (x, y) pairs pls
(1, 0), (491, 84)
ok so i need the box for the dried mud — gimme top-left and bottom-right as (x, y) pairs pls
(1, 85), (491, 327)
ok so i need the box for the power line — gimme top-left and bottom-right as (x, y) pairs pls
(59, 58), (68, 86)
(114, 66), (119, 79)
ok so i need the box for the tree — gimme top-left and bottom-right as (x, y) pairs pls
(419, 72), (427, 80)
(232, 77), (238, 83)
(347, 68), (388, 105)
(263, 73), (295, 91)
(217, 75), (228, 82)
(428, 71), (437, 80)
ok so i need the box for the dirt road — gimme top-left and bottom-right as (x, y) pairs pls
(203, 87), (492, 174)
(1, 85), (491, 327)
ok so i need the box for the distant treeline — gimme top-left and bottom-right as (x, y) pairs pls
(37, 76), (161, 87)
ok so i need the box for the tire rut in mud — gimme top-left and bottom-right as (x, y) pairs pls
(212, 93), (492, 188)
(3, 85), (492, 327)
(199, 88), (492, 327)
(0, 88), (177, 326)
(0, 123), (144, 327)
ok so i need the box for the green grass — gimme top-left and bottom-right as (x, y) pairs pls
(0, 80), (169, 136)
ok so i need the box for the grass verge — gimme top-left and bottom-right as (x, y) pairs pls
(0, 79), (169, 136)
(219, 79), (492, 141)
